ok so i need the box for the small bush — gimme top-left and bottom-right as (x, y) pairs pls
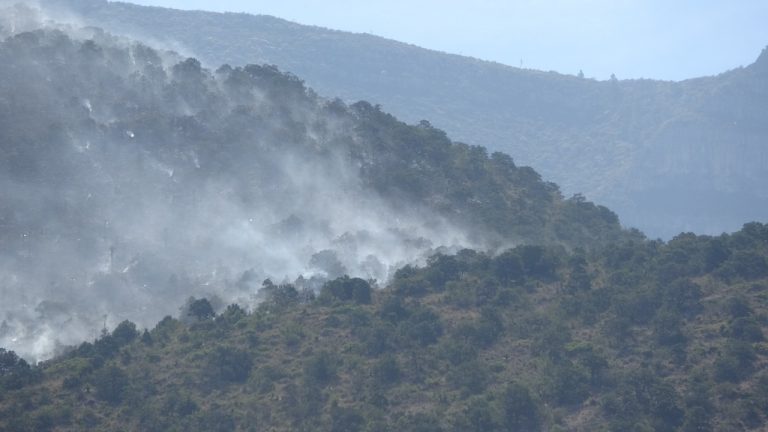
(93, 365), (129, 404)
(303, 351), (337, 386)
(205, 346), (253, 384)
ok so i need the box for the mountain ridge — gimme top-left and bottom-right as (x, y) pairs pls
(37, 0), (768, 239)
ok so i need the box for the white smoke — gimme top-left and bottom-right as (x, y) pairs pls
(0, 3), (482, 361)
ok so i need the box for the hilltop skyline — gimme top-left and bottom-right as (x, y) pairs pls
(125, 0), (768, 81)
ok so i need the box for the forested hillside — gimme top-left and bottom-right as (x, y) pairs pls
(1, 5), (767, 432)
(0, 18), (634, 361)
(37, 0), (768, 238)
(2, 224), (767, 431)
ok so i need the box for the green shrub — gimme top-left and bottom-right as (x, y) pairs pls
(329, 403), (365, 432)
(320, 276), (372, 304)
(448, 360), (488, 396)
(187, 298), (216, 321)
(303, 350), (338, 386)
(729, 317), (764, 342)
(714, 341), (757, 382)
(93, 365), (129, 404)
(372, 355), (400, 386)
(501, 382), (540, 431)
(205, 346), (253, 384)
(452, 397), (500, 432)
(358, 323), (395, 356)
(111, 320), (139, 346)
(396, 413), (444, 432)
(438, 338), (478, 365)
(401, 308), (443, 345)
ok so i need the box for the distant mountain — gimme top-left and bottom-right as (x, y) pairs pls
(39, 0), (768, 239)
(0, 15), (634, 360)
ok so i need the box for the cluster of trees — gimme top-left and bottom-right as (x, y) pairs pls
(0, 349), (39, 392)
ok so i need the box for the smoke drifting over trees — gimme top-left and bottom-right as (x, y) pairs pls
(0, 3), (635, 360)
(2, 4), (768, 431)
(0, 4), (470, 360)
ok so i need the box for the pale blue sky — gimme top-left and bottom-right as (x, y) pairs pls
(126, 0), (768, 80)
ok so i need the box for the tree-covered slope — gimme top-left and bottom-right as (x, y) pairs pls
(36, 0), (768, 238)
(0, 21), (636, 360)
(2, 223), (767, 431)
(1, 7), (767, 432)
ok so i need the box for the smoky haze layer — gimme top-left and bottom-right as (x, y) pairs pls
(0, 17), (474, 360)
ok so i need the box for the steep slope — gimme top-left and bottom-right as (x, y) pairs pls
(0, 21), (635, 360)
(36, 0), (768, 238)
(1, 224), (767, 431)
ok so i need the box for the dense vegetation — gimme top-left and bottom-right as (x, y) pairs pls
(39, 0), (768, 238)
(1, 223), (766, 431)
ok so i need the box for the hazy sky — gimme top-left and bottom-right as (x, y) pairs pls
(124, 0), (768, 81)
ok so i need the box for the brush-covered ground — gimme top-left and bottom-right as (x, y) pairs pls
(1, 223), (767, 431)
